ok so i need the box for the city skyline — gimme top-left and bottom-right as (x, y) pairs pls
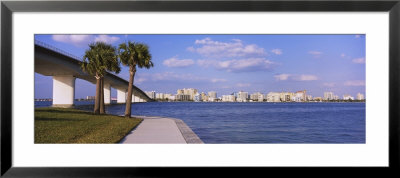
(143, 88), (364, 102)
(34, 34), (366, 99)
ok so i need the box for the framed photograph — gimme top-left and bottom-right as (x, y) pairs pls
(2, 0), (399, 177)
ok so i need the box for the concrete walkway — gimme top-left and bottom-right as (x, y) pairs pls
(120, 116), (203, 144)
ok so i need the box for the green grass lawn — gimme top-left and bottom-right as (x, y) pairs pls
(35, 107), (142, 143)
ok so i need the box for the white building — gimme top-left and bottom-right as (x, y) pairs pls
(208, 97), (216, 102)
(237, 91), (248, 102)
(168, 95), (176, 101)
(343, 94), (354, 100)
(333, 95), (339, 100)
(208, 91), (217, 99)
(250, 92), (259, 101)
(306, 95), (313, 101)
(194, 93), (201, 102)
(357, 93), (365, 100)
(258, 93), (265, 102)
(294, 90), (307, 102)
(280, 92), (293, 102)
(222, 95), (236, 102)
(164, 93), (172, 100)
(324, 92), (334, 101)
(267, 92), (281, 102)
(156, 93), (164, 100)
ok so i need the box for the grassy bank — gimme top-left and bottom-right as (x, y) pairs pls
(35, 107), (142, 143)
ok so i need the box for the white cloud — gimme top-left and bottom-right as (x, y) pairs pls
(135, 72), (226, 85)
(94, 35), (120, 43)
(344, 80), (365, 86)
(52, 34), (120, 46)
(274, 74), (291, 81)
(296, 74), (318, 81)
(274, 74), (318, 81)
(188, 38), (266, 58)
(135, 77), (147, 84)
(271, 49), (283, 55)
(163, 57), (195, 67)
(52, 35), (92, 46)
(197, 58), (275, 72)
(352, 57), (365, 64)
(139, 72), (202, 82)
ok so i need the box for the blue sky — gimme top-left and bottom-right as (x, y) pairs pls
(34, 34), (365, 99)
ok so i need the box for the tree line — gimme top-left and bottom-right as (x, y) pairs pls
(80, 41), (153, 118)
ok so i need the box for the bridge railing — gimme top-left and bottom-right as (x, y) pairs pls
(34, 40), (83, 61)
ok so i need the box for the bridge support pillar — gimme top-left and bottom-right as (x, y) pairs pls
(132, 94), (137, 103)
(132, 95), (139, 103)
(52, 75), (75, 108)
(117, 89), (126, 104)
(104, 83), (111, 105)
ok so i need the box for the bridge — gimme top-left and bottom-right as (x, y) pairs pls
(34, 40), (153, 107)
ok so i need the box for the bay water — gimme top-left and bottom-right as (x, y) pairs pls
(35, 101), (365, 143)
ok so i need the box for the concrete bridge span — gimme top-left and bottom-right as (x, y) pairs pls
(34, 41), (153, 107)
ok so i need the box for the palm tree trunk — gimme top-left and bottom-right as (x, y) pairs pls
(100, 77), (106, 114)
(94, 75), (101, 114)
(124, 66), (136, 118)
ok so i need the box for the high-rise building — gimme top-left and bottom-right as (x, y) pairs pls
(208, 91), (217, 99)
(222, 95), (236, 102)
(177, 88), (198, 100)
(176, 94), (191, 101)
(357, 93), (365, 100)
(293, 90), (307, 102)
(267, 92), (281, 102)
(280, 92), (294, 102)
(250, 92), (260, 101)
(258, 93), (265, 102)
(156, 93), (164, 100)
(324, 92), (334, 101)
(177, 89), (184, 95)
(237, 91), (248, 102)
(250, 92), (265, 102)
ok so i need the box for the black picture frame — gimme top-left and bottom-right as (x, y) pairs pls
(1, 0), (399, 177)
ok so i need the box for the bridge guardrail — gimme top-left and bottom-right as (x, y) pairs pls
(35, 40), (83, 61)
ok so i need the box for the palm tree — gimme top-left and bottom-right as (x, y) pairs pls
(118, 41), (153, 118)
(81, 42), (120, 114)
(99, 45), (120, 114)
